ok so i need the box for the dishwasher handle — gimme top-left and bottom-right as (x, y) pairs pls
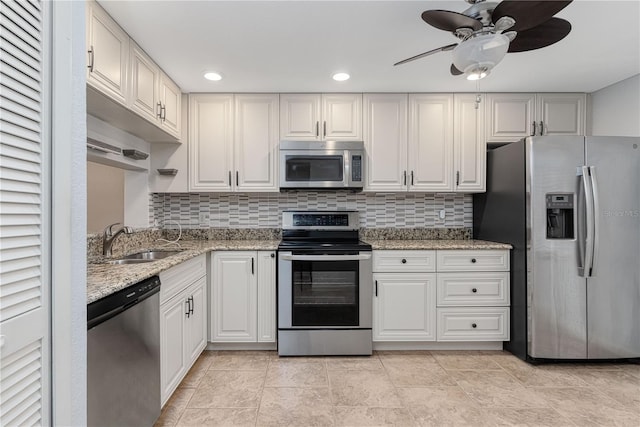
(88, 276), (161, 329)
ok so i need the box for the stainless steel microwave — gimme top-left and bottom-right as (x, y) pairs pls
(279, 141), (364, 190)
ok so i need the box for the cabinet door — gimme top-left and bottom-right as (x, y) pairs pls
(129, 42), (160, 123)
(189, 94), (234, 191)
(160, 294), (188, 405)
(536, 93), (585, 136)
(485, 93), (536, 143)
(185, 277), (207, 365)
(280, 94), (321, 140)
(408, 94), (454, 191)
(453, 94), (486, 192)
(159, 73), (182, 139)
(211, 252), (257, 342)
(373, 273), (437, 341)
(234, 94), (279, 192)
(86, 1), (129, 104)
(257, 251), (277, 343)
(322, 93), (363, 140)
(363, 94), (408, 192)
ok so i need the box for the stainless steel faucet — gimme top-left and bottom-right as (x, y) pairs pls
(103, 222), (134, 256)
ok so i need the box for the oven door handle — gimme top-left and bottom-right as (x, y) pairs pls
(280, 254), (372, 261)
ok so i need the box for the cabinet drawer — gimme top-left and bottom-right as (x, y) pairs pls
(373, 250), (436, 273)
(160, 254), (206, 304)
(437, 307), (509, 341)
(437, 250), (509, 272)
(437, 272), (510, 306)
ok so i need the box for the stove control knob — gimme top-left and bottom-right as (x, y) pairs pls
(401, 259), (407, 264)
(271, 253), (275, 258)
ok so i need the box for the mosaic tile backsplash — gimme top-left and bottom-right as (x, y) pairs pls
(150, 192), (472, 229)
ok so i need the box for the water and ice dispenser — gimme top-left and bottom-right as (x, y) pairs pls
(546, 193), (574, 239)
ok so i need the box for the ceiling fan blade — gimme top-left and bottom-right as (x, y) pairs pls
(492, 0), (573, 32)
(422, 10), (482, 32)
(394, 43), (457, 66)
(508, 18), (571, 53)
(450, 64), (464, 76)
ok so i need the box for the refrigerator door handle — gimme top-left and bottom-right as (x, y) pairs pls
(578, 166), (595, 277)
(589, 166), (600, 276)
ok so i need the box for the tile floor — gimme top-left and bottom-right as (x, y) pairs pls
(155, 350), (640, 426)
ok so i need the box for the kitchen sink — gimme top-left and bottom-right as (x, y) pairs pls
(105, 259), (155, 265)
(122, 250), (183, 260)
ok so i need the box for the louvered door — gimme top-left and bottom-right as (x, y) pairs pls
(0, 1), (50, 425)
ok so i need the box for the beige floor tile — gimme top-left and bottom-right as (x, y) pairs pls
(265, 360), (328, 387)
(325, 355), (384, 371)
(209, 352), (270, 371)
(256, 387), (334, 426)
(188, 370), (265, 408)
(540, 387), (640, 426)
(569, 369), (640, 412)
(489, 408), (576, 426)
(376, 350), (436, 363)
(154, 387), (196, 427)
(620, 363), (640, 379)
(176, 408), (257, 426)
(180, 352), (216, 388)
(328, 370), (402, 407)
(451, 370), (549, 408)
(497, 356), (589, 387)
(383, 360), (457, 387)
(332, 406), (418, 426)
(396, 386), (495, 426)
(431, 350), (503, 370)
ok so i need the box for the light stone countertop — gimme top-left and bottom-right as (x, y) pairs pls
(87, 238), (511, 305)
(365, 239), (513, 250)
(87, 239), (280, 304)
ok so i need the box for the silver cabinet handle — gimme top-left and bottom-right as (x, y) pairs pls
(251, 257), (255, 275)
(185, 299), (190, 318)
(539, 121), (544, 135)
(375, 280), (378, 297)
(323, 121), (327, 138)
(531, 121), (537, 136)
(280, 254), (372, 261)
(189, 296), (194, 316)
(157, 102), (163, 119)
(456, 171), (460, 186)
(403, 171), (407, 186)
(411, 171), (414, 186)
(160, 104), (166, 121)
(228, 171), (232, 186)
(236, 171), (239, 186)
(315, 121), (319, 137)
(87, 46), (94, 72)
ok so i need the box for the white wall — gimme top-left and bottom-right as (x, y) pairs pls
(589, 74), (640, 137)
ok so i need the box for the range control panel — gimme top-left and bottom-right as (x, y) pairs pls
(283, 211), (359, 230)
(293, 213), (349, 227)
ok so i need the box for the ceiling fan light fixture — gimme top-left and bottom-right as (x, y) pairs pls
(452, 33), (509, 79)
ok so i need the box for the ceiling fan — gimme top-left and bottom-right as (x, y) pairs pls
(394, 0), (573, 80)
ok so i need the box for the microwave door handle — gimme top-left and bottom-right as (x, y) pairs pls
(344, 151), (351, 186)
(280, 254), (372, 261)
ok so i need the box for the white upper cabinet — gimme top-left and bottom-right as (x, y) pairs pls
(189, 94), (234, 191)
(129, 42), (160, 123)
(234, 94), (279, 192)
(486, 93), (585, 143)
(159, 73), (182, 138)
(454, 94), (486, 192)
(363, 94), (408, 192)
(86, 0), (129, 104)
(280, 93), (362, 140)
(536, 93), (586, 136)
(408, 94), (454, 192)
(189, 94), (279, 192)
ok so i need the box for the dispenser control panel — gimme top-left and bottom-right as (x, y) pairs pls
(546, 193), (574, 239)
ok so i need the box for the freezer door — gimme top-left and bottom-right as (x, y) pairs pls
(527, 136), (588, 359)
(585, 137), (640, 358)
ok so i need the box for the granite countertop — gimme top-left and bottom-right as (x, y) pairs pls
(364, 239), (513, 250)
(87, 239), (280, 304)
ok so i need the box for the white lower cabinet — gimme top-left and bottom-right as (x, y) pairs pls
(372, 249), (510, 344)
(159, 255), (207, 406)
(210, 251), (276, 343)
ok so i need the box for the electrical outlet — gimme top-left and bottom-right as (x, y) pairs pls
(199, 212), (210, 223)
(438, 209), (446, 220)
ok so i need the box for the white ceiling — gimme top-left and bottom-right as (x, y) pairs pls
(100, 0), (640, 93)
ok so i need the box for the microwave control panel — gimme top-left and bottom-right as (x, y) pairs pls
(352, 155), (362, 182)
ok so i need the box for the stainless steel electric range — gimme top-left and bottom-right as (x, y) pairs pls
(277, 211), (373, 356)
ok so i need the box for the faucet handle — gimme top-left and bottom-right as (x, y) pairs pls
(104, 222), (121, 237)
(123, 226), (134, 234)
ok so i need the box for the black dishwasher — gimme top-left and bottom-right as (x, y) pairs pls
(87, 275), (161, 427)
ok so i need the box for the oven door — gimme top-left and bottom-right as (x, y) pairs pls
(280, 150), (347, 188)
(278, 251), (372, 329)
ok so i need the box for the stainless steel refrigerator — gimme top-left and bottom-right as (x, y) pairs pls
(474, 136), (640, 361)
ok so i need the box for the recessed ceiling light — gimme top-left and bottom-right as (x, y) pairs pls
(204, 72), (222, 81)
(332, 72), (350, 82)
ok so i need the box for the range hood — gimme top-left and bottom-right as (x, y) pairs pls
(87, 115), (150, 171)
